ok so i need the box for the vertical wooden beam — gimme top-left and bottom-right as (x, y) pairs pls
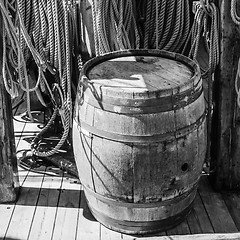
(210, 0), (240, 189)
(0, 15), (19, 202)
(78, 0), (96, 61)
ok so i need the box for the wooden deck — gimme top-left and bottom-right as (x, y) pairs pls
(0, 111), (239, 240)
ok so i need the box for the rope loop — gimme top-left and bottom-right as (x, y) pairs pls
(1, 0), (78, 157)
(200, 0), (211, 16)
(231, 0), (240, 25)
(186, 1), (219, 78)
(235, 61), (240, 108)
(206, 0), (211, 12)
(231, 0), (240, 108)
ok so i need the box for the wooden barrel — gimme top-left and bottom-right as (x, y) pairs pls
(72, 49), (206, 234)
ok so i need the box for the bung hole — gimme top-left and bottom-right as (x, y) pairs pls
(181, 163), (189, 172)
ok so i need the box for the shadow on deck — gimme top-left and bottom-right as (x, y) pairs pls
(0, 112), (238, 240)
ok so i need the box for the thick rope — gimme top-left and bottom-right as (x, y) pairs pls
(91, 0), (190, 54)
(231, 0), (240, 108)
(1, 1), (19, 98)
(31, 0), (75, 157)
(92, 0), (140, 55)
(186, 2), (219, 78)
(231, 0), (240, 25)
(140, 0), (190, 52)
(185, 1), (220, 168)
(0, 0), (77, 157)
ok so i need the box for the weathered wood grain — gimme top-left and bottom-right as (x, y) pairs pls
(100, 224), (123, 240)
(73, 50), (206, 234)
(135, 233), (240, 240)
(0, 16), (19, 203)
(51, 174), (81, 240)
(0, 166), (29, 239)
(211, 0), (240, 190)
(27, 166), (63, 240)
(4, 165), (46, 240)
(77, 0), (95, 60)
(222, 191), (240, 231)
(76, 191), (101, 240)
(2, 109), (240, 239)
(187, 191), (214, 234)
(198, 176), (238, 233)
(166, 220), (191, 235)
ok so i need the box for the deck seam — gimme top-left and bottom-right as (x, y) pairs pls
(197, 188), (215, 233)
(50, 170), (65, 240)
(26, 166), (47, 240)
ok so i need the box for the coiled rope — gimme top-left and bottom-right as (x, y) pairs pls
(31, 0), (73, 157)
(182, 1), (220, 168)
(91, 0), (190, 55)
(231, 0), (240, 25)
(141, 0), (190, 52)
(0, 0), (19, 98)
(185, 1), (220, 78)
(0, 0), (78, 157)
(231, 0), (240, 108)
(92, 0), (140, 55)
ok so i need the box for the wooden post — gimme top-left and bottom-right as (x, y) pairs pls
(210, 0), (240, 189)
(0, 15), (19, 203)
(78, 0), (96, 61)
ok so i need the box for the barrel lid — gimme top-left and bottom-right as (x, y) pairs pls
(88, 56), (191, 90)
(83, 50), (200, 98)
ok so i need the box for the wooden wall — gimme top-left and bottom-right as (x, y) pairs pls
(210, 0), (240, 190)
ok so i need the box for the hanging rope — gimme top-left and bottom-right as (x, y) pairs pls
(91, 0), (190, 55)
(183, 1), (220, 168)
(29, 0), (77, 157)
(231, 0), (240, 25)
(92, 0), (140, 55)
(231, 0), (240, 108)
(0, 0), (79, 157)
(0, 0), (22, 98)
(141, 0), (190, 52)
(185, 1), (220, 78)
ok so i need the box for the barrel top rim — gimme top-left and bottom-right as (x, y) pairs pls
(80, 49), (201, 97)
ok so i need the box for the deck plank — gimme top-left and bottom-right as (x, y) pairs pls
(27, 166), (63, 240)
(4, 165), (45, 240)
(167, 220), (191, 235)
(0, 204), (15, 240)
(14, 115), (27, 148)
(51, 174), (81, 240)
(135, 233), (240, 240)
(187, 191), (214, 234)
(0, 115), (31, 239)
(198, 176), (238, 233)
(122, 233), (136, 239)
(4, 110), (240, 239)
(186, 208), (203, 234)
(76, 191), (101, 240)
(100, 224), (124, 240)
(0, 168), (29, 237)
(222, 192), (240, 231)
